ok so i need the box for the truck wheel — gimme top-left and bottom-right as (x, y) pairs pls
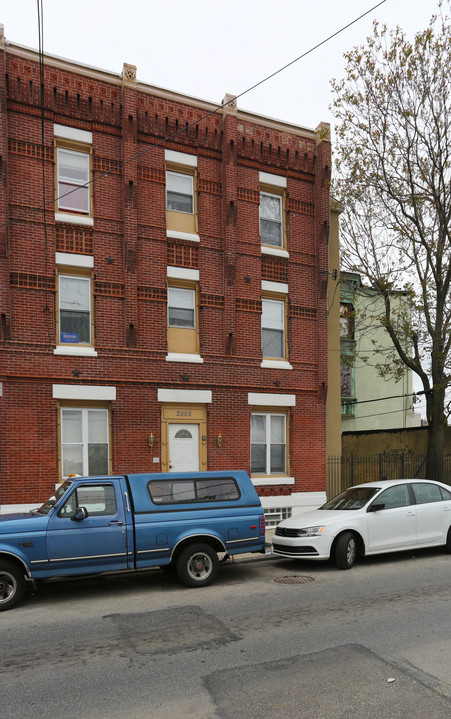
(176, 543), (219, 588)
(334, 532), (357, 570)
(0, 561), (26, 611)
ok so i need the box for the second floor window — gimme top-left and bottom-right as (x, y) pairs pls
(59, 274), (91, 344)
(57, 148), (90, 214)
(262, 298), (285, 358)
(260, 192), (282, 246)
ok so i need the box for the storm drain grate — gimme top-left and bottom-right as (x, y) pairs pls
(274, 575), (315, 585)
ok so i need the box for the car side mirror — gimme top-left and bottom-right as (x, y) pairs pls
(71, 506), (89, 521)
(368, 502), (385, 513)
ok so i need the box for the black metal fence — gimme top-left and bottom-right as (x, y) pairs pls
(326, 452), (451, 499)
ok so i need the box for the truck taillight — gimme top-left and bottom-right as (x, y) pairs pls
(260, 514), (266, 535)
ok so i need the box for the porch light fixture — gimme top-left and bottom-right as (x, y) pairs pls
(216, 433), (222, 450)
(148, 433), (155, 449)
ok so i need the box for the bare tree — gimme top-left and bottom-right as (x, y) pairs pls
(332, 2), (451, 466)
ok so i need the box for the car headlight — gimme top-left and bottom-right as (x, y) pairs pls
(296, 526), (325, 537)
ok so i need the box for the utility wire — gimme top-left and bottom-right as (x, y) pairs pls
(2, 0), (387, 229)
(342, 388), (430, 407)
(343, 406), (416, 421)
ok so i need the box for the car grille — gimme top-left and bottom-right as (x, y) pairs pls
(275, 526), (299, 537)
(272, 543), (318, 555)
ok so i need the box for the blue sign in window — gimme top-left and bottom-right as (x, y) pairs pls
(61, 332), (79, 343)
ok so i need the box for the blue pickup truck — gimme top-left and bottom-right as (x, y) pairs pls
(0, 470), (266, 611)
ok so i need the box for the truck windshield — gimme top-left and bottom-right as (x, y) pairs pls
(37, 481), (73, 515)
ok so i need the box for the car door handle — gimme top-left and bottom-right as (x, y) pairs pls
(406, 511), (416, 516)
(108, 520), (123, 526)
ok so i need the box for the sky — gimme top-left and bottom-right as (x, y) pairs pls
(0, 0), (443, 132)
(1, 0), (442, 421)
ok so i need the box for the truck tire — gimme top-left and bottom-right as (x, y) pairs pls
(0, 561), (26, 611)
(176, 543), (219, 588)
(334, 532), (357, 570)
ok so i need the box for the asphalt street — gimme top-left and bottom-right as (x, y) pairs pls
(2, 547), (451, 718)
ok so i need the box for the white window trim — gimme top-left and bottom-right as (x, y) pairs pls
(259, 171), (287, 188)
(55, 212), (94, 227)
(166, 229), (200, 243)
(248, 393), (296, 406)
(165, 149), (197, 167)
(165, 352), (204, 363)
(54, 124), (92, 144)
(166, 230), (200, 242)
(167, 266), (199, 281)
(261, 359), (293, 370)
(54, 346), (98, 357)
(262, 280), (288, 294)
(252, 476), (295, 486)
(53, 385), (116, 400)
(158, 389), (212, 403)
(261, 245), (289, 259)
(56, 252), (94, 269)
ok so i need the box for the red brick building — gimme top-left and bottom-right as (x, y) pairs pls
(0, 29), (332, 520)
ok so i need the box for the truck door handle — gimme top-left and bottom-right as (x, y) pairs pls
(108, 520), (123, 526)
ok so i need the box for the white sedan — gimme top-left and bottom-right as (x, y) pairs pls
(272, 479), (451, 569)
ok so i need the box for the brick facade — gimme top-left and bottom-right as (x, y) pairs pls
(0, 33), (331, 515)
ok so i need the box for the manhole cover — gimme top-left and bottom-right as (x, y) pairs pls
(274, 575), (315, 585)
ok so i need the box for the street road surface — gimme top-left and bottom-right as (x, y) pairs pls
(2, 548), (451, 718)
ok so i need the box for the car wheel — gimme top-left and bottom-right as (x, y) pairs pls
(334, 532), (357, 570)
(0, 561), (26, 611)
(446, 527), (451, 552)
(176, 543), (219, 588)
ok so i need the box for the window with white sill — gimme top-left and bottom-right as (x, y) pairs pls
(58, 274), (92, 345)
(251, 413), (287, 475)
(61, 407), (109, 478)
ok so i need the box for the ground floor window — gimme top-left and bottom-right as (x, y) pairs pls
(61, 407), (109, 478)
(251, 413), (286, 475)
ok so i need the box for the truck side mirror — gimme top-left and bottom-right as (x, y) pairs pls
(72, 506), (89, 521)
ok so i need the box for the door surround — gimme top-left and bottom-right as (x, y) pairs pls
(161, 403), (207, 472)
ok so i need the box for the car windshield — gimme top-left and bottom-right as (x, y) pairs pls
(37, 481), (72, 515)
(321, 486), (380, 510)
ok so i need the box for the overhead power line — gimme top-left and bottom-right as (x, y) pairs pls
(342, 389), (431, 408)
(3, 0), (387, 229)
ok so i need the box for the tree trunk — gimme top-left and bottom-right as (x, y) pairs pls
(426, 387), (445, 482)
